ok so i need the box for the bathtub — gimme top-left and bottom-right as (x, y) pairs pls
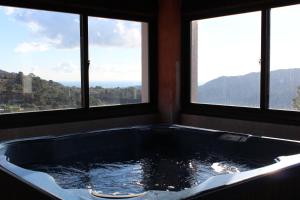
(1, 125), (300, 200)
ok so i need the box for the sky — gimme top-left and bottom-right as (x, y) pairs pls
(195, 4), (300, 85)
(1, 4), (300, 86)
(0, 6), (142, 83)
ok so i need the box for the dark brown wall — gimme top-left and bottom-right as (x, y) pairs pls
(158, 0), (181, 123)
(182, 0), (300, 16)
(0, 0), (158, 20)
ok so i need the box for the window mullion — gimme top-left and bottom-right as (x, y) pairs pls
(80, 14), (90, 109)
(260, 9), (271, 111)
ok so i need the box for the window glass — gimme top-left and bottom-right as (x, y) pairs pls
(88, 17), (149, 107)
(270, 5), (300, 111)
(191, 12), (261, 107)
(0, 6), (81, 114)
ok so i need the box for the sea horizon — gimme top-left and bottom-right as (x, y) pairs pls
(59, 81), (141, 88)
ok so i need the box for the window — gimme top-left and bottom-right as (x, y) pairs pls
(0, 5), (151, 116)
(88, 17), (149, 107)
(0, 6), (81, 114)
(270, 5), (300, 111)
(186, 3), (300, 123)
(191, 12), (261, 107)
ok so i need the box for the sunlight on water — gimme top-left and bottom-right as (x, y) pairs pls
(25, 151), (267, 195)
(211, 162), (240, 174)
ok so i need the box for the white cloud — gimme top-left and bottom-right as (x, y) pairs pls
(89, 17), (141, 48)
(3, 7), (17, 15)
(14, 42), (50, 53)
(14, 35), (65, 53)
(5, 8), (142, 50)
(28, 21), (43, 32)
(115, 21), (141, 47)
(9, 9), (80, 49)
(17, 63), (80, 82)
(53, 62), (76, 73)
(89, 63), (141, 81)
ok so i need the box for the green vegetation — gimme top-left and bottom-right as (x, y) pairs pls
(293, 86), (300, 110)
(0, 70), (141, 113)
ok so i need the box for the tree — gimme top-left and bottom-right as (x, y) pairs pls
(293, 86), (300, 110)
(0, 70), (143, 113)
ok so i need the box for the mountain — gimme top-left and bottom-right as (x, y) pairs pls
(0, 69), (9, 77)
(0, 71), (141, 113)
(198, 68), (300, 109)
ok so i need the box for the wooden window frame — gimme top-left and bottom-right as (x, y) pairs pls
(181, 1), (300, 126)
(0, 1), (158, 129)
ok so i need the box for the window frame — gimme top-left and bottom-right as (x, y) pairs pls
(181, 1), (300, 126)
(0, 2), (158, 129)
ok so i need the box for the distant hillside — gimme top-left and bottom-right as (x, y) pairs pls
(0, 69), (10, 77)
(198, 68), (300, 109)
(0, 71), (141, 113)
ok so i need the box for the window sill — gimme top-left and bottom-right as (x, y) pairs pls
(0, 103), (157, 129)
(182, 103), (300, 126)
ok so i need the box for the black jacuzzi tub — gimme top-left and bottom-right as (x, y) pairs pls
(1, 125), (300, 200)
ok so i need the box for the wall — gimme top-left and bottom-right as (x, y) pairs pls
(0, 114), (158, 141)
(158, 0), (181, 123)
(181, 114), (300, 140)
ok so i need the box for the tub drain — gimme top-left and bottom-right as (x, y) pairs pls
(91, 190), (147, 199)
